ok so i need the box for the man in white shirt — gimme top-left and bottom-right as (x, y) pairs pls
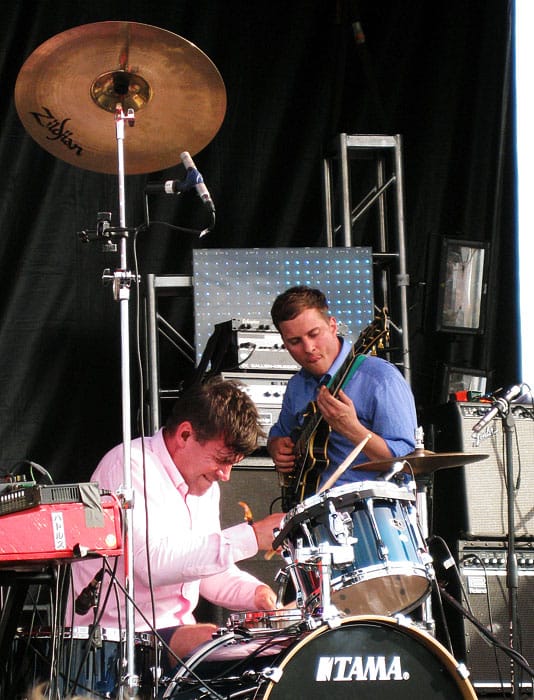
(69, 377), (282, 671)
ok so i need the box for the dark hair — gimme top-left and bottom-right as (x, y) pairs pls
(165, 376), (264, 455)
(270, 286), (330, 330)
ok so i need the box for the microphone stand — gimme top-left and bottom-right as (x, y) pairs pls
(502, 405), (521, 699)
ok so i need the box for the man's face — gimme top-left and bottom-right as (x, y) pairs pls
(177, 430), (243, 496)
(278, 307), (340, 377)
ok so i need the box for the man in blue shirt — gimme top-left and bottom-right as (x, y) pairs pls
(267, 286), (417, 506)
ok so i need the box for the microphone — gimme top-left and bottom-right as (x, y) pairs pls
(471, 385), (523, 434)
(144, 179), (186, 195)
(74, 568), (104, 615)
(180, 151), (215, 212)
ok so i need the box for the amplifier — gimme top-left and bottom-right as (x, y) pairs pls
(0, 482), (97, 516)
(221, 371), (292, 445)
(217, 319), (299, 372)
(429, 401), (534, 540)
(450, 540), (534, 693)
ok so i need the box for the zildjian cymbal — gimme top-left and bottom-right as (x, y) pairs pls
(14, 21), (227, 174)
(352, 449), (489, 477)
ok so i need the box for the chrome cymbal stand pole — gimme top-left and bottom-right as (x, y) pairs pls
(414, 427), (435, 632)
(113, 105), (138, 698)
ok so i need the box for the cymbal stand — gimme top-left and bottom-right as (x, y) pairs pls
(413, 427), (435, 632)
(415, 476), (435, 631)
(107, 105), (138, 698)
(77, 107), (139, 695)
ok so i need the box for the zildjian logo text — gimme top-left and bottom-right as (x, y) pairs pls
(315, 655), (409, 681)
(29, 107), (83, 156)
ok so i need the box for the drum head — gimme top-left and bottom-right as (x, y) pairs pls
(263, 616), (476, 700)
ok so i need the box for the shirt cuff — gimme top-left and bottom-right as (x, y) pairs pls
(223, 522), (259, 562)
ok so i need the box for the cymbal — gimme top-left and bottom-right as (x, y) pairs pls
(352, 449), (489, 477)
(14, 21), (227, 174)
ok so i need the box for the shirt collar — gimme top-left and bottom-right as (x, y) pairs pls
(154, 427), (188, 492)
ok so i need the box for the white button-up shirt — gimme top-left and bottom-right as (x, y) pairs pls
(69, 429), (263, 632)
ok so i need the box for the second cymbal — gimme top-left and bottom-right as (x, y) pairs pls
(14, 21), (227, 174)
(352, 449), (489, 477)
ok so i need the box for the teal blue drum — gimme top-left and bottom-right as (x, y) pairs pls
(277, 481), (434, 616)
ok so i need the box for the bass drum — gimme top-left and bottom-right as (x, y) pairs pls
(163, 616), (477, 699)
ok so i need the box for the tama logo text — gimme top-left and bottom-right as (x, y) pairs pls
(315, 655), (408, 681)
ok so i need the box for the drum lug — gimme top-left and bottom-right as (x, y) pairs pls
(331, 543), (355, 566)
(394, 612), (412, 627)
(261, 666), (284, 683)
(378, 540), (389, 560)
(327, 502), (354, 546)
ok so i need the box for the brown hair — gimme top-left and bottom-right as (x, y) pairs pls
(270, 286), (330, 330)
(165, 376), (264, 455)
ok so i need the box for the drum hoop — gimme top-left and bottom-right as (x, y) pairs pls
(280, 481), (415, 529)
(14, 626), (152, 644)
(330, 561), (431, 583)
(228, 608), (303, 629)
(261, 615), (477, 700)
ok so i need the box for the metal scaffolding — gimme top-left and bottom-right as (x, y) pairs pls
(322, 133), (411, 384)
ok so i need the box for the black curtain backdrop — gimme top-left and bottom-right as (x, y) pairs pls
(0, 0), (517, 484)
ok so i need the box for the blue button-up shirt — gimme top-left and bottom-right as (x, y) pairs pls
(269, 338), (417, 488)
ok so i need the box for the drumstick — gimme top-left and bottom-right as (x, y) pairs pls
(317, 433), (372, 494)
(238, 501), (254, 524)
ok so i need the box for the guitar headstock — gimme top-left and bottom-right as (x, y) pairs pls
(358, 308), (390, 356)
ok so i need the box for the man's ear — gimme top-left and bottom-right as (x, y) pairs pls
(329, 315), (338, 334)
(174, 421), (194, 447)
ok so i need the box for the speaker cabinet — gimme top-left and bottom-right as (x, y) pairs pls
(219, 460), (283, 587)
(429, 402), (534, 542)
(449, 540), (534, 694)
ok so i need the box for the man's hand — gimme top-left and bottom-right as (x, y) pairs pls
(267, 435), (295, 472)
(316, 386), (360, 439)
(316, 386), (392, 462)
(252, 512), (283, 550)
(253, 583), (277, 610)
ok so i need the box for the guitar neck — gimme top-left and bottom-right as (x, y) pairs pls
(283, 312), (389, 508)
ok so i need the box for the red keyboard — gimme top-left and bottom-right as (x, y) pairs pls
(0, 496), (122, 565)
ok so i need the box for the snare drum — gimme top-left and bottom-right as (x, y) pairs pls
(163, 615), (477, 699)
(279, 481), (434, 616)
(228, 608), (304, 631)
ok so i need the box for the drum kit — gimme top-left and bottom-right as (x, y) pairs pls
(13, 19), (489, 700)
(162, 449), (487, 699)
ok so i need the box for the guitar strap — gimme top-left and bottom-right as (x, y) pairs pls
(328, 352), (367, 390)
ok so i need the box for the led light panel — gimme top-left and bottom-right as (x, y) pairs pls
(193, 248), (374, 362)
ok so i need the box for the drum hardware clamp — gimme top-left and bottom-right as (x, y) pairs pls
(293, 541), (348, 627)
